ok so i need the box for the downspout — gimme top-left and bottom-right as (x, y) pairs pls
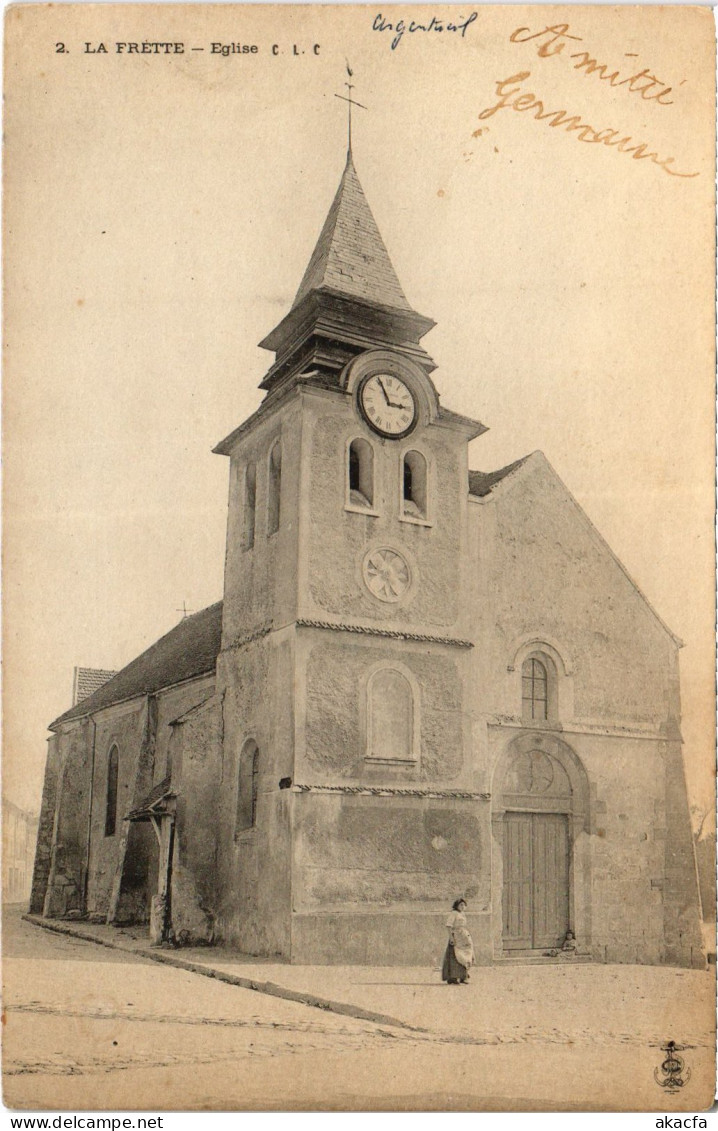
(83, 713), (98, 913)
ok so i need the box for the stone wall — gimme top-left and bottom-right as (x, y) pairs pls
(214, 632), (294, 956)
(221, 395), (302, 649)
(663, 739), (705, 966)
(301, 394), (467, 633)
(585, 735), (667, 964)
(293, 792), (485, 910)
(470, 453), (677, 729)
(42, 719), (94, 917)
(290, 790), (489, 965)
(291, 909), (483, 967)
(300, 632), (468, 784)
(488, 728), (670, 965)
(37, 676), (218, 929)
(29, 736), (60, 914)
(472, 455), (702, 967)
(87, 699), (148, 920)
(169, 694), (222, 943)
(106, 678), (216, 927)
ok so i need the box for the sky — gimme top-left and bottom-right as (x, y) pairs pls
(3, 4), (715, 825)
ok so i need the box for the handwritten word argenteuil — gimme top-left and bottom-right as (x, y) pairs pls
(372, 12), (477, 51)
(478, 72), (698, 178)
(510, 23), (678, 106)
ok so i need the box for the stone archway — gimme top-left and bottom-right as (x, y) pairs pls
(491, 733), (591, 956)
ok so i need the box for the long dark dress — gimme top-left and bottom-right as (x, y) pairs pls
(442, 941), (468, 984)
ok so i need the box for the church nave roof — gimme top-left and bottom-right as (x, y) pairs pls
(50, 601), (223, 730)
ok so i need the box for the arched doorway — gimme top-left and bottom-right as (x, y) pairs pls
(494, 735), (590, 954)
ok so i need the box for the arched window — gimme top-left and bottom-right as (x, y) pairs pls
(348, 438), (374, 508)
(105, 745), (119, 837)
(522, 657), (548, 721)
(242, 462), (256, 550)
(402, 450), (427, 519)
(367, 667), (417, 763)
(267, 442), (281, 535)
(236, 740), (259, 834)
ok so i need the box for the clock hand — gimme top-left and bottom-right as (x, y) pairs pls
(377, 379), (392, 405)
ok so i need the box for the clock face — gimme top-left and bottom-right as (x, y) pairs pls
(358, 373), (417, 438)
(363, 547), (411, 603)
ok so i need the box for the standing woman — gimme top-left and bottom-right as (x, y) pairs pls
(442, 897), (474, 984)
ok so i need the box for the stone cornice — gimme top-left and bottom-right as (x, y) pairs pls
(220, 619), (474, 654)
(292, 783), (489, 800)
(296, 618), (473, 648)
(486, 717), (673, 742)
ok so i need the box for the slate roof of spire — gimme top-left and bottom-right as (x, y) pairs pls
(292, 152), (412, 313)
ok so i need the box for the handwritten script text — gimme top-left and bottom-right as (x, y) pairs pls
(478, 71), (698, 178)
(373, 12), (477, 51)
(510, 23), (679, 106)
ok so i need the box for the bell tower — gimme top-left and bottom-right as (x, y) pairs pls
(213, 140), (489, 962)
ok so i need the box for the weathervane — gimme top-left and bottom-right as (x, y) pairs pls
(334, 62), (367, 154)
(176, 601), (194, 620)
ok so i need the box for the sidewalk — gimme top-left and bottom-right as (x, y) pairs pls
(23, 913), (715, 1052)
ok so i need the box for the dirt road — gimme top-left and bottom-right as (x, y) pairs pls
(3, 908), (714, 1111)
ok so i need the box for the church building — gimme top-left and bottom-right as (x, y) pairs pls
(31, 144), (704, 967)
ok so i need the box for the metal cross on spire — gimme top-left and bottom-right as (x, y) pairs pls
(334, 61), (367, 155)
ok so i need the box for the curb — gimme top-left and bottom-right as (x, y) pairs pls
(21, 914), (427, 1035)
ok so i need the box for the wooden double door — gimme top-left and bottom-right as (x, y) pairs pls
(502, 811), (570, 951)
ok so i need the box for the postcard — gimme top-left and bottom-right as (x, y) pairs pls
(3, 3), (715, 1113)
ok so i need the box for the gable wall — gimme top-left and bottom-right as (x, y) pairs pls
(469, 457), (701, 966)
(469, 457), (678, 729)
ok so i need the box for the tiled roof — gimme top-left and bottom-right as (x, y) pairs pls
(292, 152), (412, 313)
(73, 667), (118, 706)
(468, 456), (530, 498)
(127, 775), (174, 821)
(51, 602), (223, 729)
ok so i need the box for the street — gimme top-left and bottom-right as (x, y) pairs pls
(3, 907), (413, 1110)
(3, 907), (715, 1111)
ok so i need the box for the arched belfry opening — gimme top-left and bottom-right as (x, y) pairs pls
(491, 734), (591, 956)
(348, 437), (374, 508)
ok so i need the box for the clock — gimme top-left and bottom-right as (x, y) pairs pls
(358, 373), (417, 438)
(363, 547), (411, 603)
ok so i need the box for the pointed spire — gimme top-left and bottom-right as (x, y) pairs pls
(292, 152), (412, 313)
(257, 147), (437, 389)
